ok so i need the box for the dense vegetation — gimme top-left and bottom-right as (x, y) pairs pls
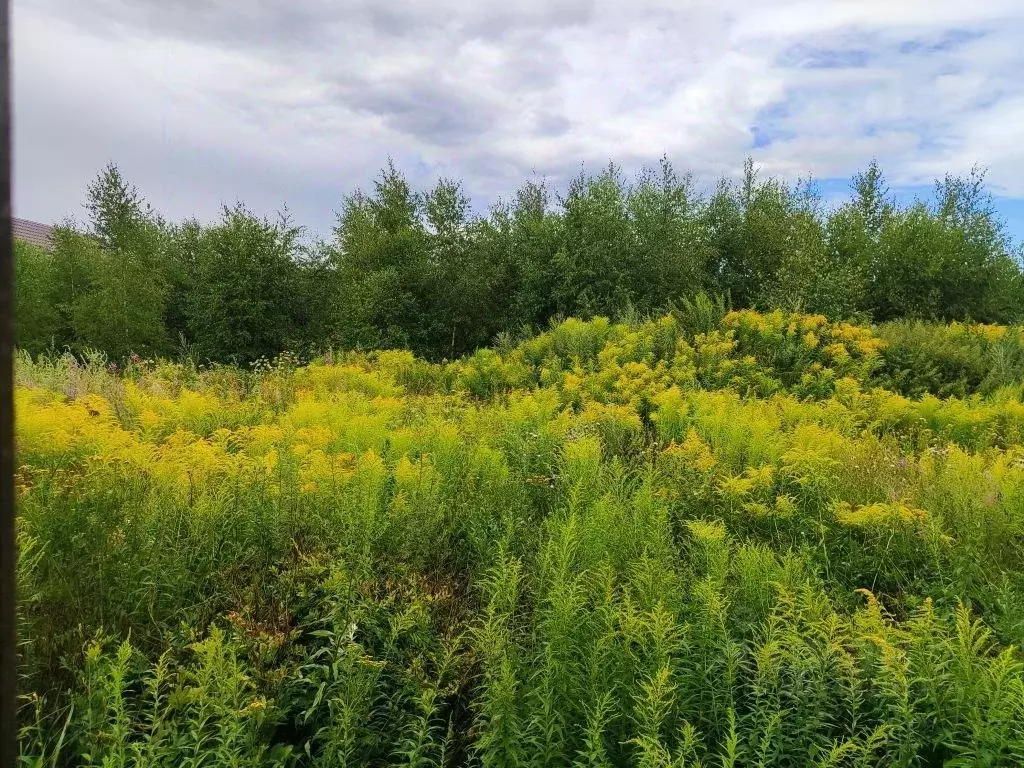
(16, 306), (1024, 765)
(14, 159), (1024, 364)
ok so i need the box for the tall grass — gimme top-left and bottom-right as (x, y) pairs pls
(15, 308), (1024, 764)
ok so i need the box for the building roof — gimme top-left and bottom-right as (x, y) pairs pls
(12, 217), (55, 250)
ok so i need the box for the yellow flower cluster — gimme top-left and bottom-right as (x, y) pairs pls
(833, 501), (929, 528)
(15, 307), (1024, 571)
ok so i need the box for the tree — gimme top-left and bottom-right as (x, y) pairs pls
(482, 179), (562, 333)
(932, 167), (1021, 322)
(162, 219), (205, 350)
(332, 161), (429, 352)
(824, 163), (893, 319)
(863, 167), (1023, 323)
(626, 157), (711, 310)
(13, 240), (60, 354)
(852, 160), (892, 239)
(185, 205), (306, 363)
(707, 159), (796, 309)
(553, 164), (633, 317)
(421, 177), (492, 358)
(47, 225), (98, 352)
(761, 179), (869, 319)
(72, 165), (171, 358)
(17, 157), (1024, 362)
(768, 205), (867, 319)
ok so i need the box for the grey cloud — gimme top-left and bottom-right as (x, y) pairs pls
(21, 0), (595, 52)
(22, 0), (332, 50)
(536, 113), (572, 137)
(347, 82), (496, 147)
(12, 0), (1024, 238)
(458, 1), (595, 40)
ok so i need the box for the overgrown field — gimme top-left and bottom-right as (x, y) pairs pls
(16, 306), (1024, 766)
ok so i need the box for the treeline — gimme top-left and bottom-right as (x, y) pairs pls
(15, 158), (1024, 363)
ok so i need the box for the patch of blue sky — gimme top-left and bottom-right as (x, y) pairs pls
(813, 177), (862, 199)
(779, 44), (872, 70)
(966, 89), (1005, 112)
(748, 101), (797, 149)
(992, 198), (1024, 251)
(898, 28), (987, 56)
(755, 100), (792, 123)
(750, 124), (798, 149)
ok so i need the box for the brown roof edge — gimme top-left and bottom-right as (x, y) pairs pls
(12, 217), (54, 249)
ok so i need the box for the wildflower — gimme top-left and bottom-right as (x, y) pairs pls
(718, 474), (755, 501)
(263, 449), (278, 474)
(833, 501), (928, 528)
(744, 465), (774, 490)
(139, 409), (161, 431)
(742, 501), (771, 517)
(686, 518), (727, 544)
(774, 495), (797, 518)
(661, 428), (716, 473)
(242, 697), (268, 714)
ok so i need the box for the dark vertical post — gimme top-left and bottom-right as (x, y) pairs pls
(0, 0), (16, 763)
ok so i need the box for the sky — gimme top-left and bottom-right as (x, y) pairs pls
(11, 0), (1024, 246)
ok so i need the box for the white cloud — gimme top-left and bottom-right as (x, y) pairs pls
(12, 0), (1024, 236)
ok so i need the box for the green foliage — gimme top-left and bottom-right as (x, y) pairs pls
(183, 205), (311, 364)
(331, 161), (430, 353)
(671, 292), (728, 340)
(17, 158), (1023, 365)
(13, 240), (59, 354)
(16, 306), (1024, 764)
(874, 321), (1024, 398)
(12, 154), (1024, 764)
(72, 164), (171, 358)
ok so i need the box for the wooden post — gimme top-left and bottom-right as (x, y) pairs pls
(0, 0), (17, 763)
